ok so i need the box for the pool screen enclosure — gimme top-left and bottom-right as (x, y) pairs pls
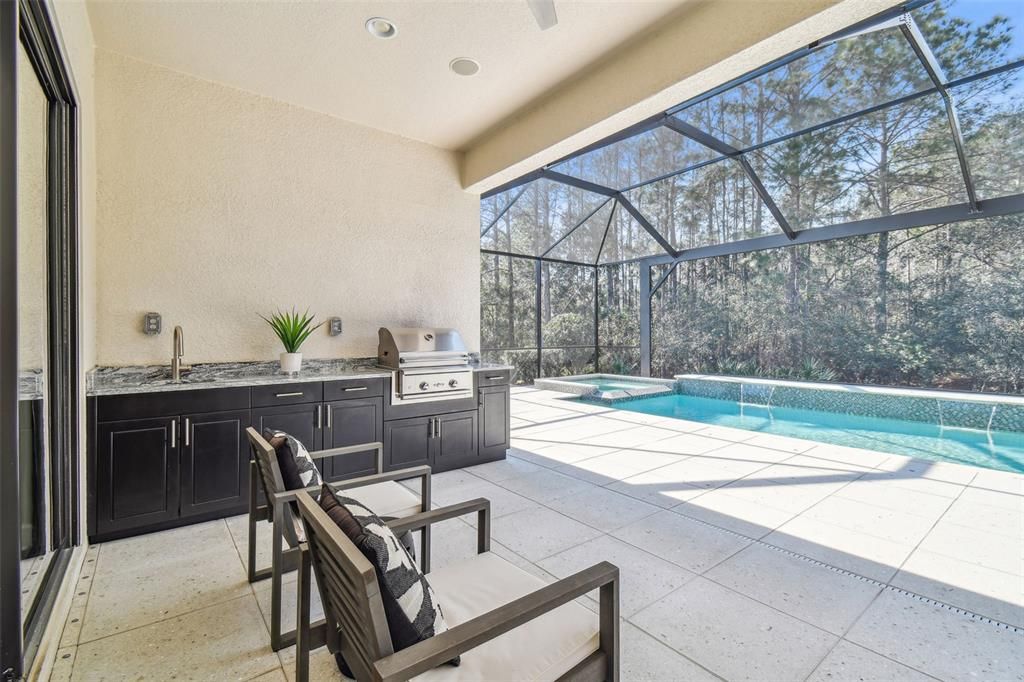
(480, 0), (1024, 393)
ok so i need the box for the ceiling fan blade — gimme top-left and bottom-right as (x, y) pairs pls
(528, 0), (558, 30)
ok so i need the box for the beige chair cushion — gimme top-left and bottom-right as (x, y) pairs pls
(341, 480), (422, 519)
(294, 481), (421, 543)
(412, 552), (600, 682)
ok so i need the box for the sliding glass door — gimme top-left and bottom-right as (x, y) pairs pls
(1, 0), (80, 676)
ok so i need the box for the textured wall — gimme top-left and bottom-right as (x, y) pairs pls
(95, 49), (479, 366)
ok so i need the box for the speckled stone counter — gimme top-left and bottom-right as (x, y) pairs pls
(86, 357), (512, 397)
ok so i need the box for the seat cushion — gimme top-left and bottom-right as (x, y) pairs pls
(340, 480), (421, 519)
(413, 552), (600, 682)
(262, 428), (322, 490)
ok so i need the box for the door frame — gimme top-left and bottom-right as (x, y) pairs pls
(0, 0), (81, 676)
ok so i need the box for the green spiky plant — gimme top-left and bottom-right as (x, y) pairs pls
(260, 308), (324, 353)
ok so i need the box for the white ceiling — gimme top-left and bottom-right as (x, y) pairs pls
(86, 0), (688, 150)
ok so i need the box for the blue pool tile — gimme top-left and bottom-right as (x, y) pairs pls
(940, 400), (995, 430)
(991, 404), (1024, 433)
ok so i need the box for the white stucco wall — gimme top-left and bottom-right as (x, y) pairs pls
(95, 49), (480, 366)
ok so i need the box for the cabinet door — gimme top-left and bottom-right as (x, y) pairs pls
(383, 416), (433, 471)
(180, 409), (250, 517)
(434, 411), (479, 473)
(478, 386), (510, 462)
(323, 398), (384, 482)
(251, 403), (324, 472)
(95, 417), (180, 535)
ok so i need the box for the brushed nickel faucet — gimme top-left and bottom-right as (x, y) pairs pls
(171, 325), (191, 381)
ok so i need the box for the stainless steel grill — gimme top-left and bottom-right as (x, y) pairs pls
(378, 327), (473, 403)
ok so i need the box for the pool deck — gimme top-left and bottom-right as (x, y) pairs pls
(487, 386), (1022, 680)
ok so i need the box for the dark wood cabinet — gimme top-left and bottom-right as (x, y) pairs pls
(252, 402), (323, 453)
(95, 417), (180, 536)
(478, 385), (510, 462)
(180, 409), (250, 517)
(434, 411), (479, 471)
(323, 397), (383, 481)
(384, 410), (479, 473)
(383, 415), (433, 470)
(88, 372), (509, 541)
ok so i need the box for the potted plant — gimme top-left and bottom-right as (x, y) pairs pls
(260, 308), (324, 373)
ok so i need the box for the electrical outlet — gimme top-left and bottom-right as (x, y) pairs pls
(328, 317), (343, 336)
(143, 312), (162, 335)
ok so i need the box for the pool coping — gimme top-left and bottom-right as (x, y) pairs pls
(673, 374), (1024, 406)
(534, 374), (676, 401)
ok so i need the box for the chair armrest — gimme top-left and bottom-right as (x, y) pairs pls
(269, 465), (432, 508)
(308, 441), (383, 474)
(373, 561), (619, 682)
(385, 498), (490, 554)
(330, 465), (430, 492)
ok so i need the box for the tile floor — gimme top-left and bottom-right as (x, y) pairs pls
(51, 386), (1024, 681)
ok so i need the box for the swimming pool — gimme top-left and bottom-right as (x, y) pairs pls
(595, 393), (1024, 473)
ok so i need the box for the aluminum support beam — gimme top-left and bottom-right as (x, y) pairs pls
(639, 261), (652, 377)
(616, 195), (679, 259)
(899, 13), (980, 212)
(480, 185), (527, 237)
(540, 198), (612, 258)
(540, 169), (618, 197)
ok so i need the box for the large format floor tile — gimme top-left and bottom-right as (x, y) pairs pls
(846, 589), (1024, 681)
(805, 641), (935, 682)
(612, 510), (750, 574)
(538, 534), (696, 616)
(631, 577), (838, 682)
(80, 522), (251, 642)
(554, 448), (684, 486)
(619, 622), (721, 682)
(545, 485), (661, 533)
(72, 595), (280, 681)
(705, 544), (882, 635)
(489, 506), (603, 562)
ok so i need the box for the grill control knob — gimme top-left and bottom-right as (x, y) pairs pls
(449, 379), (459, 388)
(419, 382), (429, 391)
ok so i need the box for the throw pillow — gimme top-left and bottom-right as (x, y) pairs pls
(318, 485), (458, 673)
(262, 428), (323, 490)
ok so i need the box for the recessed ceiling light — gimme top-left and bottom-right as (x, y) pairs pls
(449, 58), (480, 77)
(365, 17), (397, 39)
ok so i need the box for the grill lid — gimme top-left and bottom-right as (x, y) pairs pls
(378, 327), (469, 369)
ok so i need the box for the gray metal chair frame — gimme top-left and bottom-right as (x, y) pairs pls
(245, 427), (432, 651)
(292, 490), (620, 682)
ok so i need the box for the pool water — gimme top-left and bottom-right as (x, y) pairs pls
(594, 393), (1024, 473)
(574, 378), (666, 392)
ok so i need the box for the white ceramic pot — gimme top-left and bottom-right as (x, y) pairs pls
(280, 352), (302, 374)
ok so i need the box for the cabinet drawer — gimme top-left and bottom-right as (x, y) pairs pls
(323, 377), (384, 401)
(251, 382), (323, 407)
(96, 387), (250, 421)
(475, 369), (510, 387)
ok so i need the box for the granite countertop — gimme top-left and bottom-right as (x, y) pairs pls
(87, 357), (513, 396)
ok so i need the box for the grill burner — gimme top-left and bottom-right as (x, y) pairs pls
(378, 327), (473, 403)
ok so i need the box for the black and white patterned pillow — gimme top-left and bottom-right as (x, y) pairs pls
(263, 428), (323, 490)
(319, 486), (456, 669)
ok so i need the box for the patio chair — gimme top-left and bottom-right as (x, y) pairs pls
(292, 489), (621, 682)
(245, 427), (432, 651)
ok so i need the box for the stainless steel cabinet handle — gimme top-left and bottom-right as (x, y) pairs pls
(275, 391), (304, 398)
(326, 405), (332, 428)
(342, 386), (367, 392)
(184, 418), (190, 447)
(316, 405), (322, 429)
(437, 418), (442, 439)
(485, 375), (503, 380)
(427, 418), (433, 438)
(170, 419), (177, 448)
